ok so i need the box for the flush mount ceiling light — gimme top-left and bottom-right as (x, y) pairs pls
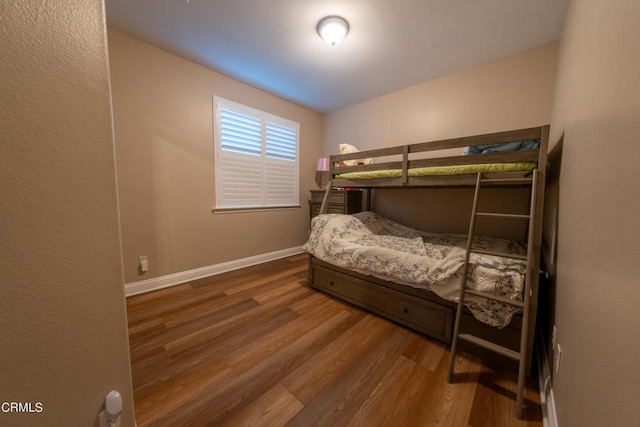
(317, 15), (349, 46)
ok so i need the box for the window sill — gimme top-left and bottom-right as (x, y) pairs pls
(212, 205), (301, 214)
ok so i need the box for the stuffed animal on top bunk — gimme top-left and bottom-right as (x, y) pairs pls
(338, 143), (374, 166)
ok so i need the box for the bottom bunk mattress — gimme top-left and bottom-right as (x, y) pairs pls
(303, 211), (527, 329)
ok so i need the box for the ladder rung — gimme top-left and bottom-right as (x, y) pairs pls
(469, 248), (527, 260)
(464, 289), (525, 308)
(458, 334), (521, 361)
(480, 177), (533, 184)
(476, 212), (530, 219)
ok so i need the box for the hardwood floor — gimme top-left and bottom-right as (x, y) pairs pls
(126, 253), (542, 426)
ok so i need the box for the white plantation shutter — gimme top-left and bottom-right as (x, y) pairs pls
(214, 97), (299, 210)
(217, 108), (263, 207)
(265, 122), (297, 205)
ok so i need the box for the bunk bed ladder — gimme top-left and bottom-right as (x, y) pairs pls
(447, 170), (538, 419)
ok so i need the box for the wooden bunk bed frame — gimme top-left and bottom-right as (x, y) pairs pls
(309, 125), (549, 376)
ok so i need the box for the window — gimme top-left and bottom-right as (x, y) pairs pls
(213, 97), (299, 211)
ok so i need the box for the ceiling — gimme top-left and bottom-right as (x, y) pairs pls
(106, 0), (569, 114)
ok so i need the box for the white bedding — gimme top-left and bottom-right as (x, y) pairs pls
(303, 212), (528, 328)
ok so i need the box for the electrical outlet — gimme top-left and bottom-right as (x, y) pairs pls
(99, 412), (121, 427)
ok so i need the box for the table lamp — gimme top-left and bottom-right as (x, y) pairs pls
(315, 157), (330, 189)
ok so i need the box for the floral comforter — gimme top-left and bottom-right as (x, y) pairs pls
(303, 212), (528, 328)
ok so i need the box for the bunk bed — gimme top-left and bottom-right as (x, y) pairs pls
(304, 125), (549, 418)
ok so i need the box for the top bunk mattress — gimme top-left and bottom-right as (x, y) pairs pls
(335, 161), (536, 180)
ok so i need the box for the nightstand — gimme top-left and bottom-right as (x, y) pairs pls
(309, 189), (363, 219)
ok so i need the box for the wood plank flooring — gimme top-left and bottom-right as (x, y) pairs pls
(126, 253), (542, 426)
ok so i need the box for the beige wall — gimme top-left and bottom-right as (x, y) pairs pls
(0, 1), (135, 426)
(108, 30), (324, 283)
(325, 43), (557, 153)
(324, 43), (558, 233)
(548, 1), (640, 425)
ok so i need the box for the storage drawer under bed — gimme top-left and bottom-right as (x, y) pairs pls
(311, 264), (453, 344)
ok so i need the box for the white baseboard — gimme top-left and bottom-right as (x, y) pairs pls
(537, 336), (558, 427)
(125, 246), (305, 297)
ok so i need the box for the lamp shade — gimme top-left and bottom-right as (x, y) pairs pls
(316, 157), (330, 171)
(317, 16), (349, 46)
